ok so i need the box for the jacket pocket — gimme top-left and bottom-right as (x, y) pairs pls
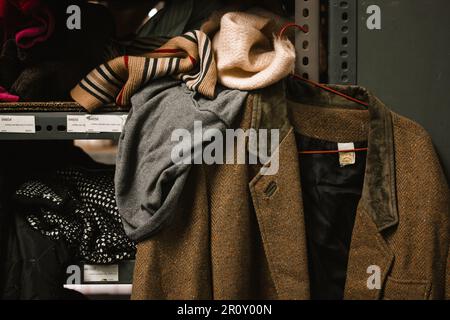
(382, 277), (432, 300)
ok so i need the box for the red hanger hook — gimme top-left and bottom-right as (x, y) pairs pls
(279, 23), (369, 155)
(278, 23), (308, 38)
(278, 23), (369, 108)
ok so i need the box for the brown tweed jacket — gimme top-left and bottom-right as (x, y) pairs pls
(131, 80), (450, 300)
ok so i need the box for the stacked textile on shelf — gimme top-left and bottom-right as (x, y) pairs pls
(14, 167), (136, 264)
(0, 143), (134, 300)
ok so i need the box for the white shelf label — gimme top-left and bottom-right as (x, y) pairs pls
(84, 264), (119, 283)
(67, 115), (127, 133)
(67, 115), (87, 133)
(0, 115), (36, 133)
(85, 115), (125, 133)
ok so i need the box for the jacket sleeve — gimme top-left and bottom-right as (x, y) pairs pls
(446, 247), (450, 300)
(410, 131), (449, 299)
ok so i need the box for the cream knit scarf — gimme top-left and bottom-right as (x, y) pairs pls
(211, 11), (296, 91)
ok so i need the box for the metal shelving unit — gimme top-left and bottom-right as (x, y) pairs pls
(0, 1), (322, 299)
(64, 260), (135, 297)
(295, 0), (321, 81)
(328, 0), (450, 181)
(0, 103), (133, 295)
(0, 102), (128, 140)
(328, 0), (357, 84)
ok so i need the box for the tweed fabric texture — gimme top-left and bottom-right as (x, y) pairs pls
(132, 81), (449, 300)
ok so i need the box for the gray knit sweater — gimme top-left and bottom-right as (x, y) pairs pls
(115, 78), (248, 241)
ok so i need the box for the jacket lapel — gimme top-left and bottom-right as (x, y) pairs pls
(248, 83), (310, 299)
(286, 79), (400, 300)
(344, 206), (395, 299)
(249, 128), (310, 299)
(344, 91), (398, 299)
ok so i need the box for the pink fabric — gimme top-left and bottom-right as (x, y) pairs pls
(15, 0), (40, 12)
(0, 0), (54, 49)
(15, 6), (54, 49)
(0, 86), (19, 102)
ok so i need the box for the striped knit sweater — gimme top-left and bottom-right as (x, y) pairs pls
(71, 30), (217, 112)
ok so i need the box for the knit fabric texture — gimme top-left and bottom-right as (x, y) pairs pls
(115, 78), (248, 242)
(0, 0), (55, 49)
(14, 167), (136, 264)
(71, 30), (217, 112)
(212, 11), (296, 91)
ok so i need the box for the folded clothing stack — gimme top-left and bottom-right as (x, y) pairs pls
(14, 167), (136, 264)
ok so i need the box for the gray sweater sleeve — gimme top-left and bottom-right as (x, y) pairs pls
(115, 78), (248, 241)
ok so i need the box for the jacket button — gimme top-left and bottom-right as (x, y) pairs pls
(264, 181), (278, 197)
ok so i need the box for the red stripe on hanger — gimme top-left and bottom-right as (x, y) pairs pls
(299, 148), (368, 155)
(292, 74), (370, 108)
(278, 22), (309, 37)
(279, 23), (369, 109)
(279, 23), (370, 155)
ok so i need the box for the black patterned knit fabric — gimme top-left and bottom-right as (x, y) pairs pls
(14, 167), (136, 264)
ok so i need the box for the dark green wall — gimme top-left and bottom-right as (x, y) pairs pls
(357, 0), (450, 182)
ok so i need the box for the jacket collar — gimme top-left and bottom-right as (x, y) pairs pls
(251, 78), (399, 232)
(247, 78), (398, 298)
